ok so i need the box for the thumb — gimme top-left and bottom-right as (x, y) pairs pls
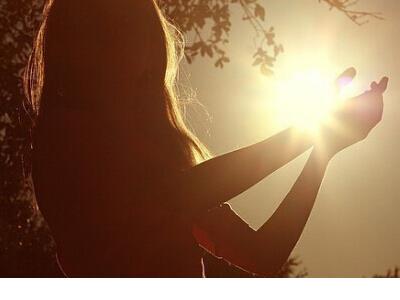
(335, 67), (357, 91)
(370, 81), (378, 90)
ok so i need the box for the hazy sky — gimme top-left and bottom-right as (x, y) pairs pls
(183, 0), (400, 277)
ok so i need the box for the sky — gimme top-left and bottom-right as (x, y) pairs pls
(183, 0), (400, 277)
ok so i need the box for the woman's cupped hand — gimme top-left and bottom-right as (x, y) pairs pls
(319, 68), (389, 157)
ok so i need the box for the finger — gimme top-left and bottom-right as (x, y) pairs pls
(370, 81), (378, 90)
(377, 76), (389, 93)
(335, 67), (357, 90)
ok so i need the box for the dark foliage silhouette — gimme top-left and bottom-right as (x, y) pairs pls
(373, 266), (400, 278)
(204, 255), (308, 278)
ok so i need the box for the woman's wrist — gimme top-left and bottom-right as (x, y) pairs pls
(287, 125), (337, 162)
(311, 145), (336, 164)
(315, 122), (344, 158)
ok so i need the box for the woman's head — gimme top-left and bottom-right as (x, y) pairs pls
(26, 0), (210, 167)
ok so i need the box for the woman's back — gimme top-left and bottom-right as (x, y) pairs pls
(32, 108), (203, 277)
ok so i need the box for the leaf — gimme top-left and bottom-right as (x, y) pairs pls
(254, 4), (266, 21)
(260, 63), (274, 76)
(252, 57), (263, 66)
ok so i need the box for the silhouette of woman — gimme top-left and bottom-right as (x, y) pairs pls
(25, 0), (388, 277)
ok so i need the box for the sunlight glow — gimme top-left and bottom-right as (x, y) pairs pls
(274, 68), (336, 132)
(271, 66), (357, 135)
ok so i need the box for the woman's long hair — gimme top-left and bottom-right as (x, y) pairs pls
(24, 0), (210, 168)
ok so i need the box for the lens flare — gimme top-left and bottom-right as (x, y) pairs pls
(273, 69), (335, 132)
(272, 67), (356, 135)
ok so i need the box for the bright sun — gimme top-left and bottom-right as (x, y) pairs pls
(274, 68), (336, 131)
(271, 66), (357, 134)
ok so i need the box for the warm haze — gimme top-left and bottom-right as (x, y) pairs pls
(187, 0), (399, 277)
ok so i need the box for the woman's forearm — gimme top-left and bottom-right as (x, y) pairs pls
(193, 147), (332, 276)
(169, 127), (315, 214)
(248, 148), (332, 275)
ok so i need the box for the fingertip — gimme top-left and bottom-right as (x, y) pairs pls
(342, 67), (357, 79)
(348, 67), (357, 78)
(378, 76), (389, 92)
(336, 67), (357, 89)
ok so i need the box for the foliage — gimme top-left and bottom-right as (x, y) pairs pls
(320, 0), (383, 25)
(203, 253), (307, 278)
(160, 0), (283, 76)
(373, 266), (400, 278)
(274, 256), (308, 278)
(0, 0), (61, 276)
(161, 0), (383, 75)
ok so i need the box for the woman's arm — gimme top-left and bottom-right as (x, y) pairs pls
(160, 77), (388, 216)
(163, 127), (315, 214)
(155, 68), (354, 214)
(194, 147), (332, 276)
(193, 77), (388, 276)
